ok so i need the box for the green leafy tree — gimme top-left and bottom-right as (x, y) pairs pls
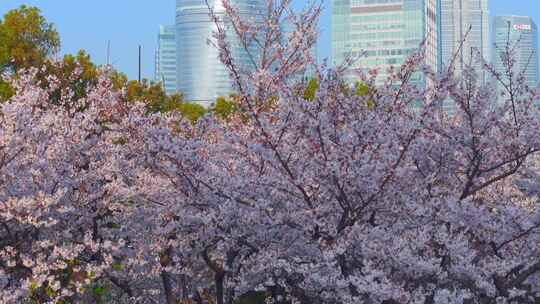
(299, 78), (374, 109)
(0, 5), (60, 71)
(0, 5), (60, 100)
(0, 81), (14, 101)
(213, 96), (236, 120)
(178, 102), (207, 123)
(120, 78), (187, 115)
(39, 50), (99, 108)
(149, 93), (184, 113)
(117, 75), (205, 121)
(354, 81), (376, 109)
(109, 70), (129, 91)
(303, 78), (319, 101)
(125, 79), (166, 104)
(0, 5), (194, 119)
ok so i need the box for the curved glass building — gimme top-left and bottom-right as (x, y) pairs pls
(175, 0), (265, 107)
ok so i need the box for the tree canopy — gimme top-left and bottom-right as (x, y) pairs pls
(1, 2), (539, 303)
(0, 5), (60, 100)
(0, 5), (188, 116)
(0, 5), (60, 72)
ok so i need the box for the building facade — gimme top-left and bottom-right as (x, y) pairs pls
(492, 16), (539, 98)
(439, 0), (489, 83)
(155, 25), (177, 95)
(331, 0), (439, 86)
(175, 0), (265, 107)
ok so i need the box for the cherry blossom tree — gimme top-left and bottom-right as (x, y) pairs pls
(0, 68), (143, 303)
(1, 0), (540, 303)
(121, 1), (539, 303)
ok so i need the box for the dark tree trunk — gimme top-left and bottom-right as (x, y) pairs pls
(160, 246), (176, 304)
(161, 270), (176, 304)
(215, 272), (225, 304)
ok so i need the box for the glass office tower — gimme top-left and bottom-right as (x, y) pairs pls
(175, 0), (265, 107)
(331, 0), (439, 86)
(439, 0), (489, 83)
(155, 25), (177, 95)
(492, 16), (539, 99)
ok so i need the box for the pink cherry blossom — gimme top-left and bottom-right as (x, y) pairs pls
(1, 1), (539, 303)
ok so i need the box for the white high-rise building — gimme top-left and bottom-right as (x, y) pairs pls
(155, 25), (177, 95)
(175, 0), (265, 107)
(439, 0), (489, 83)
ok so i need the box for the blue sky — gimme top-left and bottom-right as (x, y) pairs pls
(1, 1), (539, 80)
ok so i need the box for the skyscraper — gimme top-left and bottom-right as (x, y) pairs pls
(492, 16), (539, 97)
(155, 25), (177, 95)
(439, 0), (489, 82)
(331, 0), (439, 86)
(175, 0), (265, 107)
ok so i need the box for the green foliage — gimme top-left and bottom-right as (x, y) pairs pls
(114, 76), (190, 115)
(0, 5), (206, 124)
(0, 5), (60, 72)
(87, 271), (96, 280)
(303, 78), (319, 101)
(213, 96), (236, 120)
(111, 261), (123, 271)
(355, 82), (370, 97)
(149, 93), (184, 114)
(125, 79), (166, 104)
(354, 81), (376, 109)
(0, 80), (14, 101)
(0, 7), (101, 106)
(92, 284), (107, 303)
(27, 281), (61, 303)
(44, 285), (56, 298)
(109, 70), (128, 91)
(178, 102), (207, 124)
(92, 285), (106, 296)
(41, 50), (99, 107)
(0, 5), (60, 101)
(211, 95), (255, 123)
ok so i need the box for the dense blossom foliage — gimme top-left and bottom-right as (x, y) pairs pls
(1, 1), (539, 303)
(0, 67), (138, 303)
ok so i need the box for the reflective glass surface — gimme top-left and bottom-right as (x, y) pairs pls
(331, 0), (439, 87)
(176, 0), (265, 107)
(155, 25), (178, 95)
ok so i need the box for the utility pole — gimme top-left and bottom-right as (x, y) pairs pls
(138, 45), (142, 83)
